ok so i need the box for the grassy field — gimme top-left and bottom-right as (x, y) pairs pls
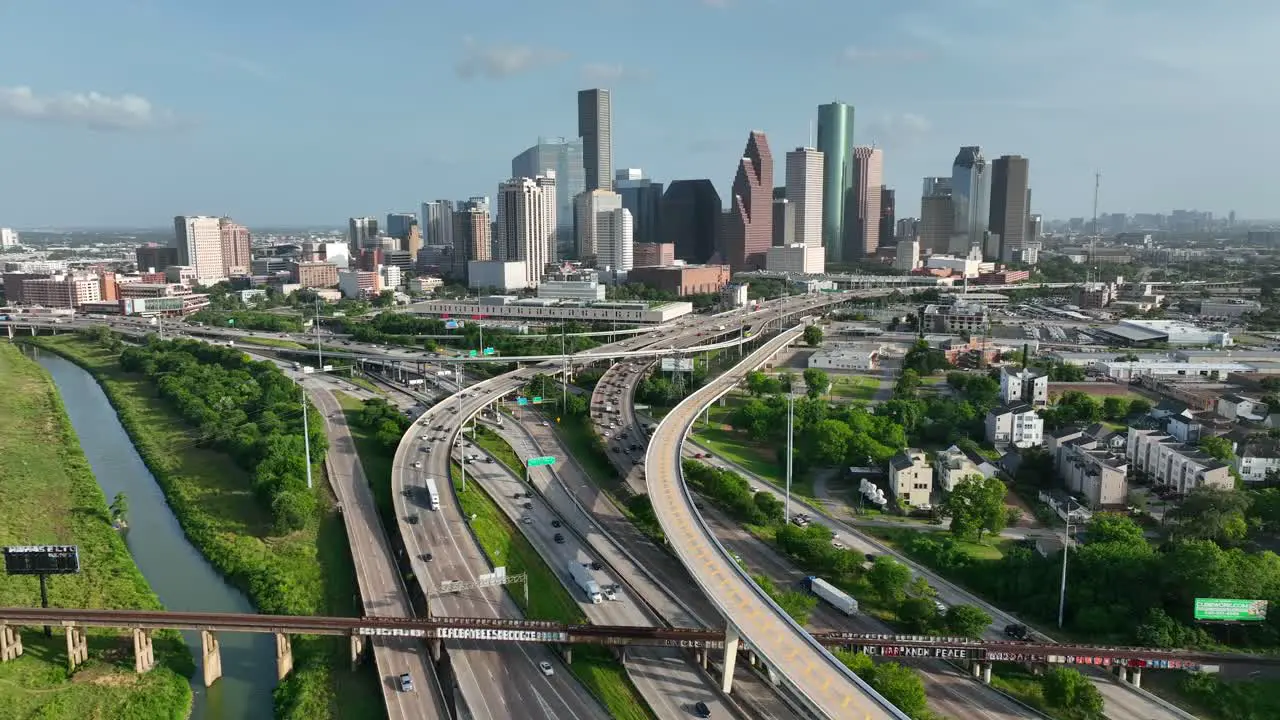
(828, 374), (881, 402)
(0, 344), (193, 719)
(233, 336), (309, 351)
(28, 336), (382, 720)
(866, 525), (1015, 561)
(334, 392), (395, 528)
(449, 465), (655, 720)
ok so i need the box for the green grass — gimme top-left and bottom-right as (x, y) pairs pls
(0, 344), (194, 719)
(27, 336), (382, 720)
(334, 392), (395, 528)
(828, 375), (881, 402)
(688, 406), (817, 498)
(472, 425), (523, 477)
(347, 376), (382, 394)
(987, 664), (1065, 719)
(448, 465), (656, 720)
(233, 336), (309, 350)
(866, 525), (1014, 561)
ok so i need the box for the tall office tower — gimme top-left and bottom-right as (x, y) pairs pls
(919, 177), (954, 254)
(879, 187), (896, 249)
(0, 228), (18, 248)
(950, 146), (990, 257)
(496, 176), (555, 287)
(218, 218), (251, 276)
(784, 147), (824, 247)
(615, 169), (663, 246)
(660, 180), (721, 264)
(574, 189), (623, 262)
(578, 89), (612, 193)
(988, 154), (1030, 262)
(450, 200), (491, 282)
(348, 217), (378, 253)
(386, 213), (417, 241)
(512, 137), (584, 256)
(173, 216), (226, 283)
(536, 173), (558, 263)
(1028, 213), (1043, 244)
(421, 201), (454, 247)
(721, 131), (774, 272)
(816, 101), (855, 262)
(772, 187), (793, 247)
(596, 207), (634, 280)
(850, 146), (884, 257)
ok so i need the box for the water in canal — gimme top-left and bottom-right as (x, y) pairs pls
(30, 347), (276, 720)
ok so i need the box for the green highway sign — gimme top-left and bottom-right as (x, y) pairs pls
(527, 456), (556, 468)
(517, 397), (529, 406)
(1194, 598), (1269, 622)
(483, 347), (495, 355)
(468, 350), (478, 357)
(532, 396), (543, 404)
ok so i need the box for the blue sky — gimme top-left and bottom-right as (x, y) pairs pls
(0, 0), (1276, 228)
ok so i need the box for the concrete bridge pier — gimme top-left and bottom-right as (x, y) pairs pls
(63, 623), (88, 671)
(349, 634), (365, 670)
(561, 644), (573, 664)
(0, 624), (22, 661)
(201, 630), (222, 687)
(275, 633), (293, 681)
(696, 648), (707, 669)
(133, 628), (155, 673)
(429, 638), (442, 662)
(1126, 667), (1142, 688)
(720, 625), (740, 694)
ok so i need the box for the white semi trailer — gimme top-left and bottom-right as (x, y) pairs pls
(568, 561), (603, 604)
(806, 576), (858, 615)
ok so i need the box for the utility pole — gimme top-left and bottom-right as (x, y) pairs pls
(456, 360), (466, 492)
(1057, 498), (1078, 628)
(314, 297), (323, 370)
(785, 391), (794, 521)
(300, 382), (313, 490)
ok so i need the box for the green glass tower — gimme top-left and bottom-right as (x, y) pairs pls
(816, 101), (854, 263)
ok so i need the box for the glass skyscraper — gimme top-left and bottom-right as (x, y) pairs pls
(950, 146), (990, 256)
(816, 101), (855, 263)
(512, 137), (585, 259)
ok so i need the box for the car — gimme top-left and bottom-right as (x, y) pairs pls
(604, 587), (617, 601)
(693, 701), (711, 718)
(485, 457), (495, 463)
(551, 519), (562, 528)
(553, 533), (565, 544)
(420, 435), (428, 440)
(865, 553), (877, 563)
(1004, 623), (1029, 640)
(398, 673), (415, 692)
(513, 493), (523, 499)
(420, 552), (433, 562)
(523, 502), (533, 509)
(407, 515), (419, 525)
(589, 561), (602, 570)
(521, 516), (533, 525)
(412, 461), (422, 469)
(538, 661), (555, 676)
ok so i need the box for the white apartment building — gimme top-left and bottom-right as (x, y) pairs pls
(1126, 428), (1234, 493)
(596, 207), (633, 279)
(173, 215), (227, 284)
(894, 238), (920, 271)
(808, 344), (880, 371)
(378, 263), (401, 290)
(1000, 366), (1049, 407)
(467, 261), (528, 292)
(1217, 394), (1268, 423)
(1235, 437), (1280, 484)
(1048, 426), (1130, 508)
(0, 228), (18, 249)
(985, 403), (1044, 448)
(889, 448), (933, 508)
(537, 278), (606, 302)
(421, 200), (454, 246)
(497, 175), (557, 288)
(348, 216), (378, 252)
(785, 147), (824, 247)
(574, 189), (623, 261)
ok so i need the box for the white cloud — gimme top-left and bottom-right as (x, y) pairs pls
(0, 85), (174, 132)
(455, 38), (568, 80)
(581, 63), (650, 84)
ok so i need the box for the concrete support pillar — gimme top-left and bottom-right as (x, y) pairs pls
(767, 664), (780, 686)
(132, 628), (155, 674)
(982, 663), (992, 685)
(697, 648), (708, 669)
(971, 661), (982, 679)
(275, 633), (293, 681)
(429, 639), (442, 662)
(721, 625), (741, 695)
(1129, 668), (1142, 689)
(201, 630), (223, 687)
(63, 624), (88, 671)
(0, 624), (22, 662)
(562, 644), (572, 665)
(350, 634), (365, 671)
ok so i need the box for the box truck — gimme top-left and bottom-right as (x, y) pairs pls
(424, 477), (441, 511)
(568, 561), (603, 604)
(806, 576), (858, 615)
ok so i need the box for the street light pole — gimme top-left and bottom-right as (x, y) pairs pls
(785, 391), (794, 521)
(300, 382), (313, 490)
(314, 297), (323, 370)
(456, 360), (466, 492)
(1057, 498), (1078, 629)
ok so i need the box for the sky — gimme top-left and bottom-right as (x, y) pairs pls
(0, 0), (1277, 229)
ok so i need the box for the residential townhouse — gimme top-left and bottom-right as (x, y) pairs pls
(985, 402), (1044, 448)
(889, 449), (934, 508)
(1126, 428), (1234, 493)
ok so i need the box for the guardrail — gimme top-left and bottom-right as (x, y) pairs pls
(652, 325), (911, 720)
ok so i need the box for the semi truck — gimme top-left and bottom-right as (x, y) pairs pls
(424, 477), (441, 511)
(568, 561), (603, 604)
(806, 576), (858, 615)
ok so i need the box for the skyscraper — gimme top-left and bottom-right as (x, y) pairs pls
(173, 216), (226, 283)
(721, 131), (774, 272)
(386, 213), (417, 242)
(919, 177), (953, 255)
(816, 101), (855, 262)
(496, 176), (556, 287)
(596, 207), (634, 279)
(574, 190), (623, 261)
(850, 146), (884, 257)
(421, 201), (454, 247)
(348, 217), (378, 254)
(512, 137), (584, 255)
(950, 146), (990, 257)
(772, 187), (793, 247)
(451, 200), (491, 282)
(660, 180), (721, 264)
(615, 169), (663, 246)
(989, 155), (1031, 262)
(879, 187), (896, 249)
(578, 89), (612, 193)
(218, 218), (251, 276)
(784, 148), (824, 247)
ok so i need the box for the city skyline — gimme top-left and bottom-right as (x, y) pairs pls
(0, 0), (1276, 227)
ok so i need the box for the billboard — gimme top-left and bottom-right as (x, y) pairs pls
(1194, 598), (1269, 622)
(3, 545), (80, 575)
(660, 358), (695, 372)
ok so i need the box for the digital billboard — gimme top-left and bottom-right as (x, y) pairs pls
(1194, 598), (1268, 622)
(3, 545), (81, 575)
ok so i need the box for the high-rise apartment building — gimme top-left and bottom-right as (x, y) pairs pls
(578, 89), (612, 193)
(348, 217), (378, 254)
(919, 177), (954, 255)
(496, 176), (556, 287)
(512, 137), (584, 256)
(784, 148), (824, 247)
(661, 180), (721, 264)
(951, 146), (990, 257)
(880, 187), (896, 249)
(421, 201), (454, 246)
(596, 208), (634, 280)
(218, 218), (251, 276)
(615, 169), (663, 247)
(850, 146), (884, 257)
(574, 190), (623, 262)
(989, 155), (1031, 262)
(451, 200), (491, 282)
(721, 131), (774, 272)
(816, 101), (855, 262)
(173, 216), (226, 283)
(0, 228), (18, 249)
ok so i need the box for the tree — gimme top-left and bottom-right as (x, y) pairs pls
(802, 368), (830, 399)
(1102, 396), (1131, 421)
(803, 324), (824, 347)
(809, 419), (854, 465)
(1198, 436), (1236, 463)
(867, 556), (912, 604)
(109, 492), (129, 525)
(869, 662), (929, 718)
(940, 474), (1009, 541)
(272, 489), (315, 533)
(1164, 486), (1251, 545)
(1041, 667), (1105, 718)
(1128, 398), (1152, 416)
(894, 369), (922, 399)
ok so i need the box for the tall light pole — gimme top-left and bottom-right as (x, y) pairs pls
(785, 391), (794, 521)
(300, 382), (313, 490)
(1057, 497), (1080, 629)
(314, 297), (323, 370)
(456, 360), (466, 492)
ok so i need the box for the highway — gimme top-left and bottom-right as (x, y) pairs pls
(646, 325), (908, 720)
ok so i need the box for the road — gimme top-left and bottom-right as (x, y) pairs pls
(646, 325), (907, 720)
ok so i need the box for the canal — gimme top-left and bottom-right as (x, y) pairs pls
(31, 347), (276, 720)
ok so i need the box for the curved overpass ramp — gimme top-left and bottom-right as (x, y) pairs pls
(646, 326), (910, 720)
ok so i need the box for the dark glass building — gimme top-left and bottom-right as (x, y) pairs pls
(879, 186), (896, 245)
(616, 173), (664, 246)
(720, 131), (774, 272)
(660, 180), (721, 264)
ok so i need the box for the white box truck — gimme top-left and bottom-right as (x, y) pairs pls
(806, 576), (858, 615)
(568, 561), (603, 604)
(424, 477), (441, 511)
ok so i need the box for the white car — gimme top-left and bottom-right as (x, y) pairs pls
(420, 435), (428, 440)
(538, 661), (555, 676)
(412, 461), (422, 469)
